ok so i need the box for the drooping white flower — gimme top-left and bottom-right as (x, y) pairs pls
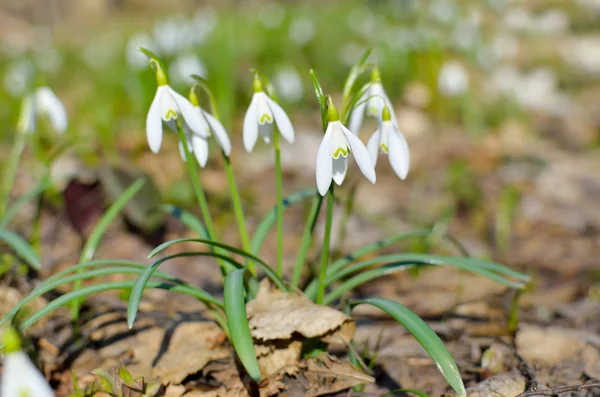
(178, 91), (231, 167)
(348, 69), (397, 135)
(243, 76), (294, 152)
(316, 100), (376, 196)
(1, 327), (54, 397)
(144, 58), (209, 154)
(18, 86), (68, 135)
(437, 61), (469, 97)
(366, 106), (410, 180)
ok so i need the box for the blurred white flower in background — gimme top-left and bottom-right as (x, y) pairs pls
(34, 47), (63, 73)
(492, 33), (519, 60)
(535, 10), (569, 34)
(487, 65), (521, 97)
(273, 67), (303, 103)
(169, 54), (207, 85)
(153, 15), (194, 56)
(259, 3), (285, 30)
(429, 0), (458, 23)
(126, 33), (157, 70)
(453, 22), (480, 50)
(437, 61), (469, 97)
(19, 86), (68, 134)
(4, 59), (34, 98)
(338, 42), (365, 66)
(503, 7), (534, 31)
(560, 37), (600, 76)
(83, 33), (121, 70)
(289, 17), (314, 46)
(347, 7), (378, 40)
(191, 8), (218, 45)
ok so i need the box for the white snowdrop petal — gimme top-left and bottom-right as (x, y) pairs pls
(332, 156), (349, 185)
(35, 87), (68, 133)
(243, 95), (259, 152)
(316, 127), (334, 196)
(388, 128), (410, 180)
(267, 97), (295, 144)
(348, 91), (368, 134)
(202, 110), (231, 156)
(2, 351), (54, 397)
(366, 128), (381, 166)
(169, 87), (210, 137)
(146, 88), (164, 153)
(342, 126), (376, 184)
(191, 135), (209, 168)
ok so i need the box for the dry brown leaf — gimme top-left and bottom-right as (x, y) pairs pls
(152, 322), (229, 385)
(453, 370), (526, 397)
(255, 340), (302, 378)
(299, 354), (374, 397)
(247, 280), (355, 343)
(516, 325), (594, 365)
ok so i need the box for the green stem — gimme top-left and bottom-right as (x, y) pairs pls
(274, 129), (284, 278)
(291, 193), (323, 287)
(223, 155), (254, 276)
(316, 185), (335, 304)
(176, 122), (227, 274)
(0, 131), (27, 218)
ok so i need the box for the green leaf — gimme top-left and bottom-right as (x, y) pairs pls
(127, 251), (243, 328)
(18, 280), (207, 332)
(291, 193), (323, 287)
(150, 238), (288, 291)
(161, 204), (209, 239)
(0, 263), (222, 328)
(382, 389), (432, 397)
(341, 48), (372, 114)
(309, 69), (327, 131)
(80, 177), (146, 263)
(323, 256), (526, 304)
(224, 268), (261, 382)
(191, 75), (222, 119)
(251, 189), (316, 255)
(0, 181), (50, 228)
(0, 229), (41, 269)
(351, 298), (466, 397)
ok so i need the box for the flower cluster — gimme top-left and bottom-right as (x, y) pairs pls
(142, 50), (410, 196)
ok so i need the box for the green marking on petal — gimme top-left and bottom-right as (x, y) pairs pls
(333, 147), (349, 158)
(164, 109), (178, 120)
(259, 113), (272, 124)
(380, 144), (388, 153)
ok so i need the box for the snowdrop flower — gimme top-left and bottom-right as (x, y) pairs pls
(367, 105), (410, 180)
(18, 86), (68, 135)
(1, 327), (54, 397)
(243, 74), (295, 152)
(178, 88), (231, 167)
(437, 61), (469, 97)
(143, 49), (209, 153)
(316, 98), (376, 196)
(348, 67), (397, 134)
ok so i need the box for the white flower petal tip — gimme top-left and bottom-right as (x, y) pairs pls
(1, 351), (55, 397)
(348, 81), (397, 134)
(146, 87), (164, 153)
(169, 87), (209, 138)
(202, 110), (232, 156)
(315, 121), (376, 195)
(243, 92), (295, 150)
(370, 121), (410, 180)
(35, 87), (68, 133)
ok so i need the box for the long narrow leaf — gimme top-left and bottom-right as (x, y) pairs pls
(127, 251), (244, 328)
(0, 229), (41, 269)
(251, 189), (316, 255)
(149, 238), (287, 291)
(162, 204), (209, 238)
(18, 280), (209, 332)
(1, 265), (222, 327)
(80, 178), (146, 263)
(323, 258), (526, 304)
(224, 268), (261, 382)
(0, 181), (50, 228)
(291, 193), (323, 287)
(351, 298), (466, 397)
(309, 69), (327, 130)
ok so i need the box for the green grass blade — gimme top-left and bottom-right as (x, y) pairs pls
(309, 69), (327, 131)
(323, 257), (526, 304)
(80, 178), (146, 263)
(224, 268), (261, 382)
(341, 48), (372, 114)
(250, 188), (316, 255)
(162, 204), (209, 238)
(1, 265), (222, 327)
(127, 251), (244, 328)
(18, 280), (208, 333)
(149, 238), (288, 291)
(291, 193), (323, 287)
(383, 388), (432, 397)
(0, 181), (50, 228)
(351, 298), (466, 397)
(0, 229), (41, 269)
